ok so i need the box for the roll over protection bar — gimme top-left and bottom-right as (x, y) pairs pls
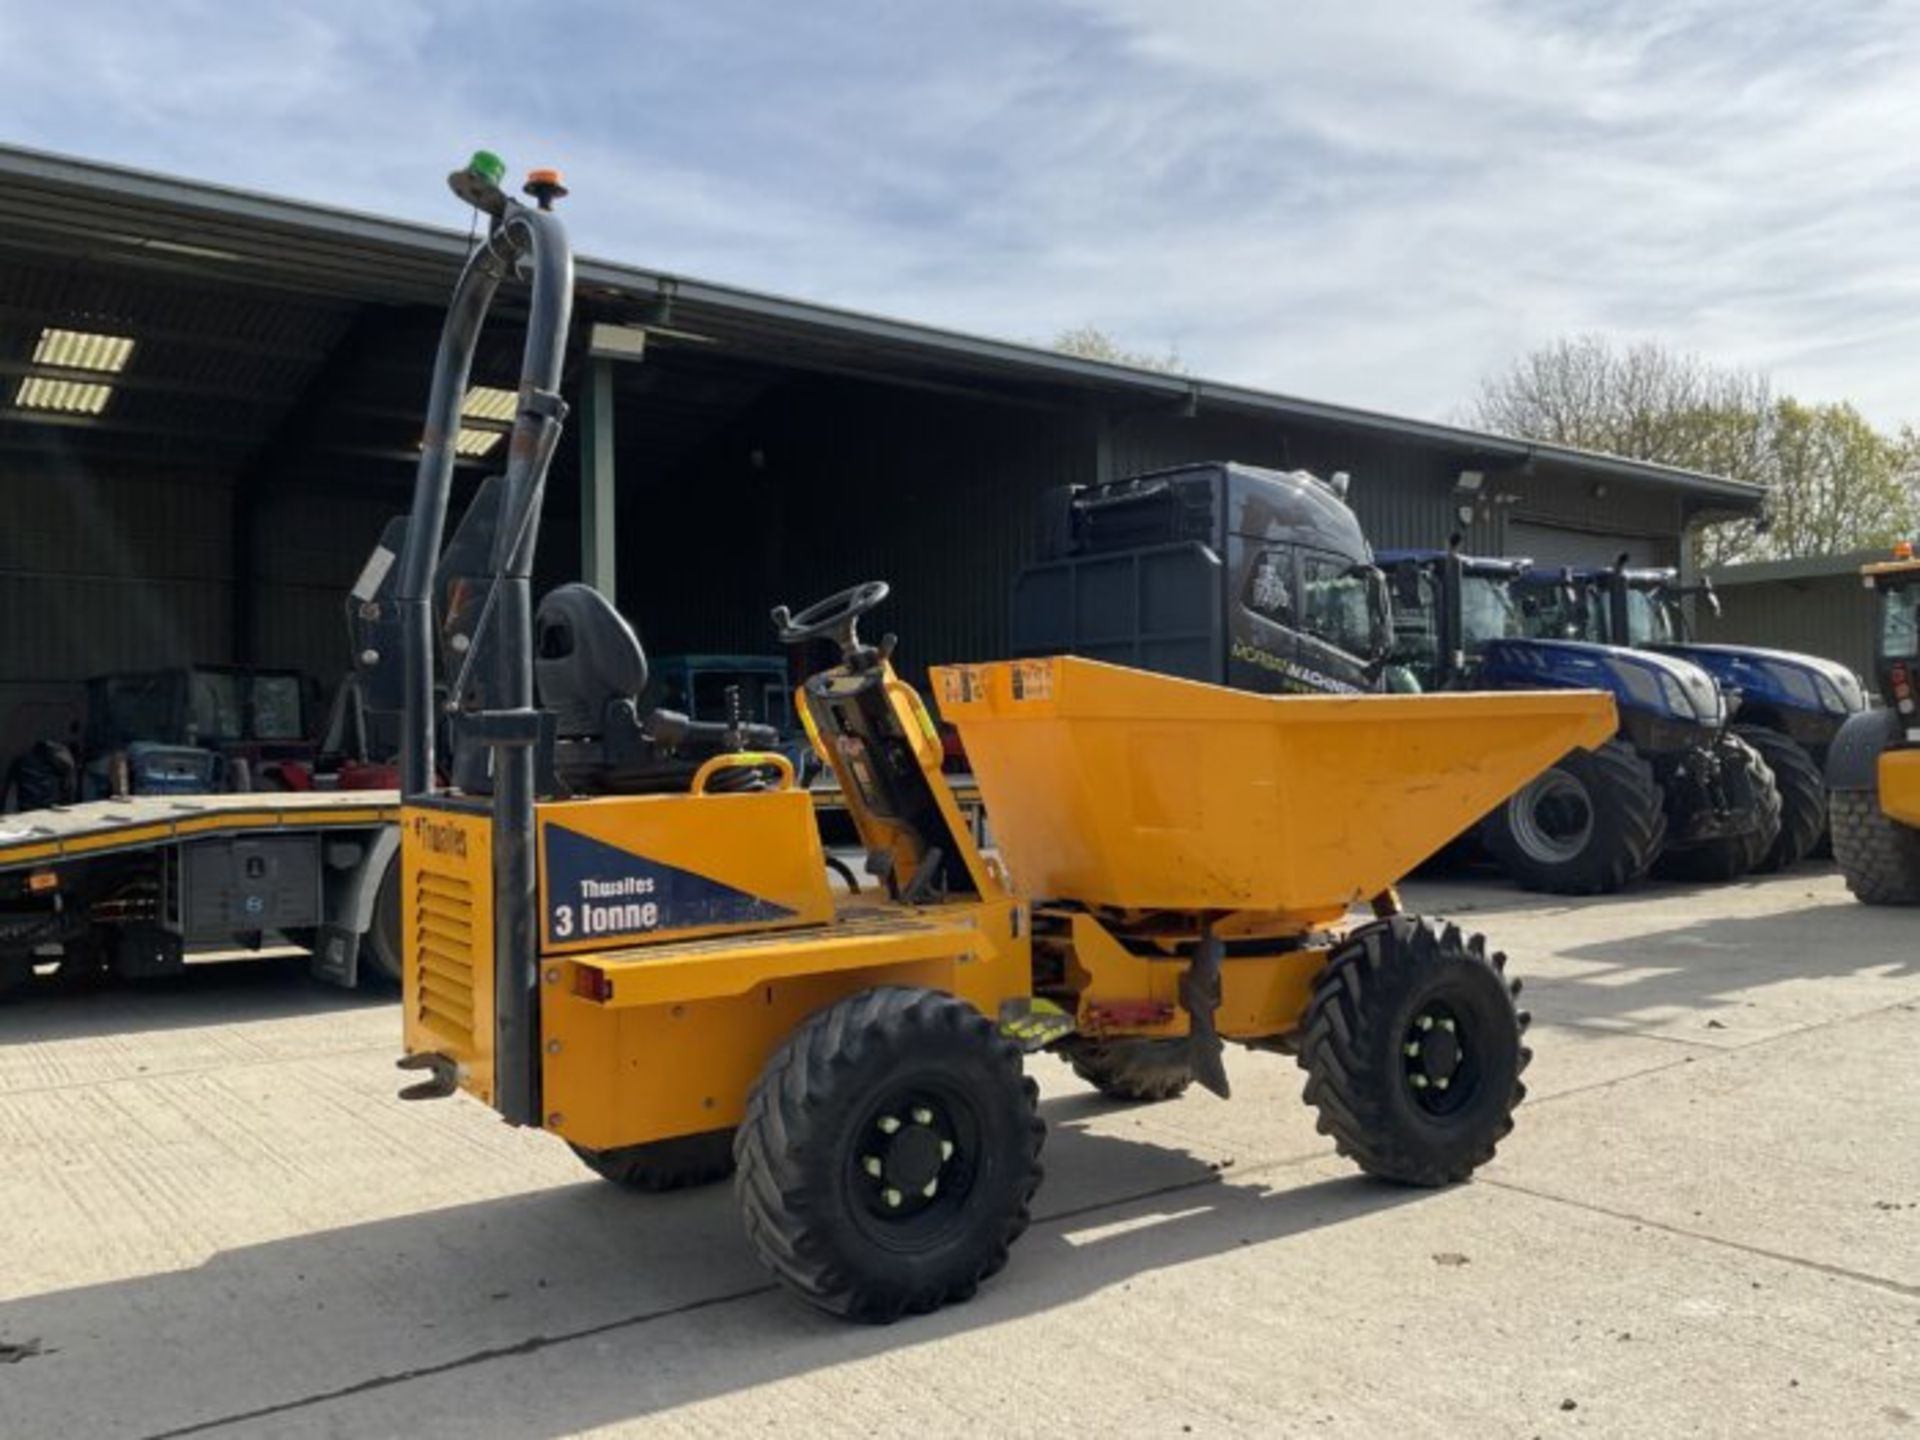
(395, 159), (575, 1127)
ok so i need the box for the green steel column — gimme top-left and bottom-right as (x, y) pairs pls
(580, 355), (617, 602)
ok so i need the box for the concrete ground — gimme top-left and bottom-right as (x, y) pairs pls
(0, 868), (1915, 1439)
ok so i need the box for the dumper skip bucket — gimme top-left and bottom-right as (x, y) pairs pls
(934, 657), (1615, 921)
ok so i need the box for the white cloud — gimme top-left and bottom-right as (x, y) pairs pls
(0, 0), (1914, 429)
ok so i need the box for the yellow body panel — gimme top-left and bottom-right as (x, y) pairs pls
(1054, 908), (1326, 1041)
(1881, 748), (1920, 827)
(400, 805), (497, 1105)
(541, 894), (1030, 1150)
(936, 656), (1616, 918)
(535, 788), (830, 954)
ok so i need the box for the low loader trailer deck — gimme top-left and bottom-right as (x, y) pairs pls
(0, 779), (978, 998)
(0, 789), (402, 993)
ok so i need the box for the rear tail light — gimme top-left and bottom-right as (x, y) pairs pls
(572, 964), (614, 1003)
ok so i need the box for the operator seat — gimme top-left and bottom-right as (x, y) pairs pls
(533, 584), (778, 795)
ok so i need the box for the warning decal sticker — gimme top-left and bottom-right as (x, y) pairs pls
(543, 824), (796, 946)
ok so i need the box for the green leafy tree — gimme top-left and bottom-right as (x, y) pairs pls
(1468, 336), (1919, 565)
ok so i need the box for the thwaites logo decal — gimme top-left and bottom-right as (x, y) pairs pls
(543, 824), (795, 945)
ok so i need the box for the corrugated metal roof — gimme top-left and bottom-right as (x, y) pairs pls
(0, 141), (1764, 510)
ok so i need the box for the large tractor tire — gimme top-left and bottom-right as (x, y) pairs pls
(1653, 733), (1782, 883)
(1480, 738), (1666, 895)
(571, 1130), (738, 1191)
(1298, 914), (1528, 1187)
(1830, 790), (1920, 905)
(735, 986), (1045, 1323)
(362, 853), (404, 986)
(1061, 1036), (1193, 1102)
(1734, 725), (1826, 872)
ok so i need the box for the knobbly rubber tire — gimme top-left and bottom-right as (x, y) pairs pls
(1830, 789), (1920, 904)
(571, 1129), (738, 1191)
(362, 853), (404, 985)
(1480, 739), (1666, 895)
(1734, 726), (1825, 873)
(1653, 733), (1783, 883)
(734, 986), (1045, 1323)
(1298, 914), (1529, 1187)
(1062, 1037), (1193, 1102)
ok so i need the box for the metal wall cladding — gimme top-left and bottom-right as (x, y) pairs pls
(1500, 463), (1684, 565)
(612, 376), (1094, 685)
(1697, 573), (1877, 683)
(0, 461), (234, 748)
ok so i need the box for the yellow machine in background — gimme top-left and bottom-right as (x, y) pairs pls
(1829, 543), (1920, 903)
(389, 155), (1617, 1324)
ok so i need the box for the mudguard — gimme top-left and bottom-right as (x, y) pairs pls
(1826, 708), (1904, 791)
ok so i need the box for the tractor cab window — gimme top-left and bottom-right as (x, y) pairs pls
(1622, 587), (1678, 646)
(251, 674), (305, 740)
(92, 674), (178, 748)
(1459, 574), (1522, 652)
(1388, 566), (1441, 672)
(1242, 548), (1294, 624)
(1883, 582), (1920, 660)
(1517, 582), (1588, 641)
(1300, 552), (1389, 661)
(189, 671), (244, 742)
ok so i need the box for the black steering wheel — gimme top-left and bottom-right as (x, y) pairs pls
(771, 580), (890, 660)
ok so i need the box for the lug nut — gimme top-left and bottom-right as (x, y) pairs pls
(911, 1106), (934, 1126)
(922, 1180), (938, 1198)
(1439, 1017), (1456, 1034)
(1410, 1075), (1429, 1089)
(940, 1140), (955, 1161)
(863, 1156), (882, 1177)
(877, 1116), (901, 1134)
(1404, 1041), (1421, 1057)
(1433, 1076), (1450, 1091)
(1418, 1015), (1435, 1032)
(883, 1187), (903, 1209)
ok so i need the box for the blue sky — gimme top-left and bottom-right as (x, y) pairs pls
(2, 0), (1915, 428)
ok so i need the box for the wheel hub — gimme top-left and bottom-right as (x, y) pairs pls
(1510, 770), (1594, 865)
(881, 1123), (945, 1192)
(1403, 1006), (1468, 1108)
(859, 1103), (958, 1216)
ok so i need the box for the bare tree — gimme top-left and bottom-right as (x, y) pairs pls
(1468, 336), (1918, 566)
(1052, 325), (1186, 374)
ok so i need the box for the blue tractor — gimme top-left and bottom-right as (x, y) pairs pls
(1516, 562), (1865, 872)
(1379, 547), (1781, 893)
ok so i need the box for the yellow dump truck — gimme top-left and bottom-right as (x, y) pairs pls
(390, 154), (1616, 1323)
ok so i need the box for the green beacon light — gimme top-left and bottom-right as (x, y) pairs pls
(449, 149), (510, 215)
(468, 150), (507, 188)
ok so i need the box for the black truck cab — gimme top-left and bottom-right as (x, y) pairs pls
(1012, 462), (1393, 695)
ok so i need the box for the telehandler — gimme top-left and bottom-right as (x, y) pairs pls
(1828, 542), (1920, 903)
(390, 155), (1616, 1322)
